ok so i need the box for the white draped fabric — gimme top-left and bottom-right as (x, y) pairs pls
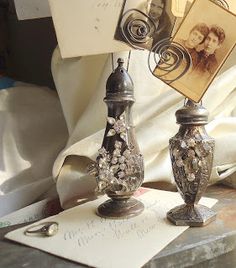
(0, 47), (236, 215)
(51, 47), (236, 208)
(0, 84), (68, 216)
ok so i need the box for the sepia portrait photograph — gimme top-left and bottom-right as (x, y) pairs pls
(114, 0), (176, 50)
(153, 0), (236, 102)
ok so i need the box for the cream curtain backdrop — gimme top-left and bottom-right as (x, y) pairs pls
(51, 47), (236, 208)
(0, 84), (68, 217)
(1, 47), (236, 217)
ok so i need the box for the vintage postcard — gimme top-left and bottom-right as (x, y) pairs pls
(114, 0), (176, 50)
(152, 0), (236, 102)
(48, 0), (130, 58)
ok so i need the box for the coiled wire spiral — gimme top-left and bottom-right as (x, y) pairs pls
(148, 38), (192, 84)
(120, 9), (156, 49)
(120, 1), (227, 83)
(212, 0), (229, 9)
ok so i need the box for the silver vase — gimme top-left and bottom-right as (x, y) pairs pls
(167, 100), (216, 226)
(89, 58), (144, 218)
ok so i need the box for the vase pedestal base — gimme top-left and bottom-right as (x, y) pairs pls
(97, 197), (144, 219)
(167, 204), (216, 227)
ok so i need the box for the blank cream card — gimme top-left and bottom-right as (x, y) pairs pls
(48, 0), (130, 58)
(14, 0), (51, 20)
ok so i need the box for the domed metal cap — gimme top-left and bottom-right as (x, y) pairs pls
(176, 100), (209, 125)
(105, 58), (134, 101)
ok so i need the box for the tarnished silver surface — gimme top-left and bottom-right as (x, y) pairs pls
(88, 58), (144, 218)
(167, 204), (216, 227)
(97, 197), (144, 219)
(167, 100), (216, 226)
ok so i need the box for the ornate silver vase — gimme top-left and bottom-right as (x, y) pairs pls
(167, 100), (216, 226)
(89, 58), (144, 218)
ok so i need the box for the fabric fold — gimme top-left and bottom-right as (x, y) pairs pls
(51, 47), (236, 207)
(0, 85), (68, 215)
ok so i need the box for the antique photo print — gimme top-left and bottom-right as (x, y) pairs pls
(114, 0), (176, 50)
(153, 0), (236, 102)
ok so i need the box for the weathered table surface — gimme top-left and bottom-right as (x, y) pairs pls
(0, 184), (235, 268)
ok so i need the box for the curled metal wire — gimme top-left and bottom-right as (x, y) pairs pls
(148, 38), (192, 84)
(120, 8), (156, 49)
(212, 0), (229, 9)
(111, 51), (132, 72)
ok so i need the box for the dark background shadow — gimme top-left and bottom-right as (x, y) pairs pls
(1, 0), (57, 89)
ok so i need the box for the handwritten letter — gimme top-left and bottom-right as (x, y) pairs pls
(5, 189), (217, 268)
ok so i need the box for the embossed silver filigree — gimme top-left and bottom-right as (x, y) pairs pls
(167, 100), (216, 226)
(170, 128), (214, 205)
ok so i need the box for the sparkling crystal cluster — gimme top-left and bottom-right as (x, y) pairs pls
(170, 129), (214, 204)
(106, 112), (127, 142)
(167, 100), (216, 226)
(89, 140), (143, 194)
(88, 110), (144, 194)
